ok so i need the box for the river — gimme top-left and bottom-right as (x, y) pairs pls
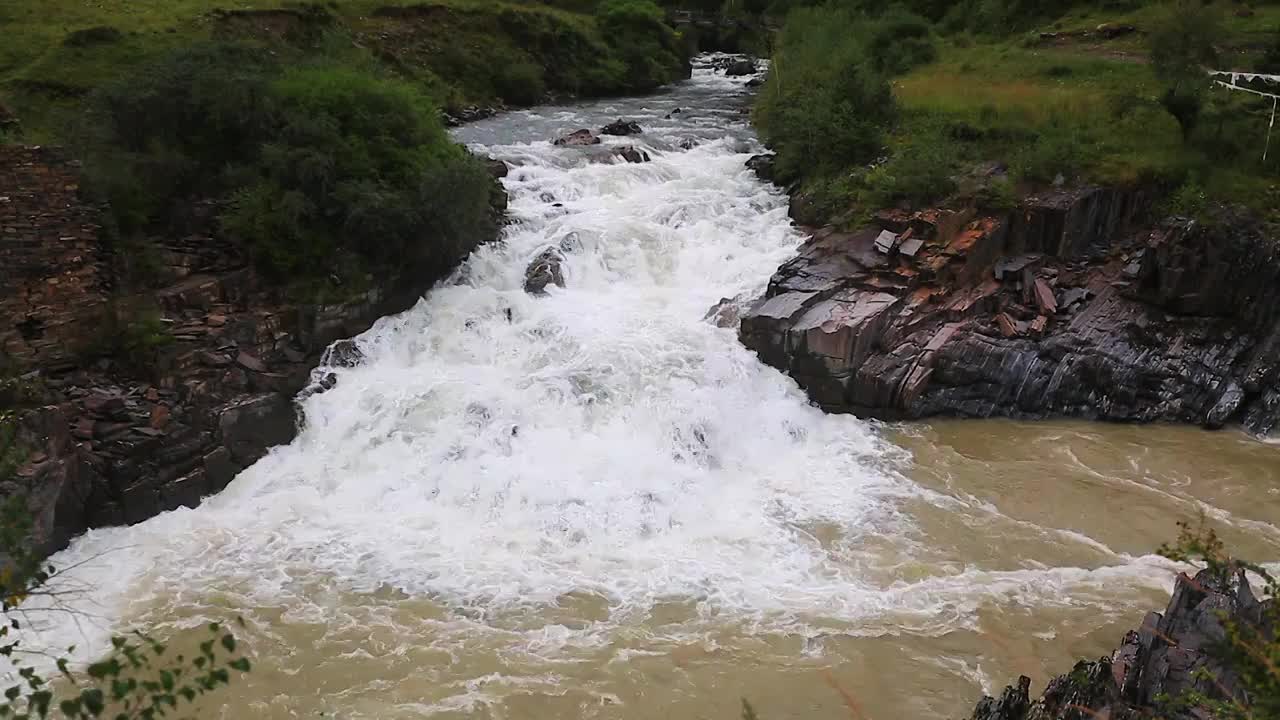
(29, 55), (1280, 719)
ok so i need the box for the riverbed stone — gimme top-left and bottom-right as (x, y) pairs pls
(553, 129), (601, 146)
(739, 191), (1280, 434)
(600, 119), (642, 136)
(523, 247), (566, 295)
(965, 568), (1266, 719)
(614, 145), (651, 163)
(218, 394), (297, 465)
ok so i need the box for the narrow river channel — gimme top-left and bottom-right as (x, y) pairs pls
(32, 55), (1280, 720)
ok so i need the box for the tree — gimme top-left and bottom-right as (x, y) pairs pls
(0, 422), (250, 718)
(1149, 0), (1223, 141)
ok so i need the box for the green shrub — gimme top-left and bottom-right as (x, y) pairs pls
(864, 133), (959, 208)
(495, 60), (548, 106)
(1162, 179), (1208, 219)
(755, 6), (895, 184)
(81, 299), (173, 375)
(80, 44), (498, 295)
(867, 7), (937, 74)
(223, 65), (495, 283)
(80, 43), (276, 232)
(1012, 126), (1084, 184)
(595, 0), (687, 91)
(1149, 0), (1222, 142)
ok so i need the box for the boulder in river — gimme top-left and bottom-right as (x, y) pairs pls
(600, 119), (643, 136)
(738, 192), (1280, 434)
(553, 129), (601, 147)
(746, 153), (775, 182)
(558, 232), (583, 253)
(218, 393), (298, 465)
(966, 567), (1267, 719)
(614, 145), (651, 163)
(724, 59), (757, 77)
(322, 338), (364, 368)
(485, 156), (508, 179)
(523, 247), (565, 295)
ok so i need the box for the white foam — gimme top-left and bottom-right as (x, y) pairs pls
(18, 59), (1223, 687)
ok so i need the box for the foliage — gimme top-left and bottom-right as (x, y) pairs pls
(79, 43), (276, 234)
(595, 0), (688, 91)
(1148, 0), (1223, 141)
(1260, 29), (1280, 74)
(866, 6), (937, 75)
(1158, 519), (1280, 720)
(2, 0), (689, 147)
(223, 64), (494, 282)
(863, 127), (958, 207)
(0, 495), (252, 720)
(79, 43), (499, 294)
(754, 6), (895, 185)
(1162, 179), (1209, 219)
(82, 301), (173, 377)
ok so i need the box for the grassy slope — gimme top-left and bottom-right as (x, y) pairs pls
(775, 1), (1280, 222)
(938, 7), (1274, 202)
(0, 0), (638, 143)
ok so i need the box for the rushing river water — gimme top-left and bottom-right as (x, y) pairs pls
(30, 56), (1280, 719)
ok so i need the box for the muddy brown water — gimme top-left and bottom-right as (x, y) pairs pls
(29, 57), (1280, 720)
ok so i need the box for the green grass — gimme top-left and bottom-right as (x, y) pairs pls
(908, 32), (1277, 198)
(0, 0), (685, 143)
(755, 0), (1280, 224)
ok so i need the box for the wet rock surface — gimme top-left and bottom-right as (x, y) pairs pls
(614, 145), (651, 163)
(738, 188), (1280, 435)
(554, 128), (601, 146)
(2, 144), (507, 554)
(966, 568), (1269, 719)
(524, 246), (566, 294)
(600, 118), (643, 136)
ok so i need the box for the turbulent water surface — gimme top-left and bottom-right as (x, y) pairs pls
(33, 57), (1280, 719)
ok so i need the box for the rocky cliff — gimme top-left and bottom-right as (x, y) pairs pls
(0, 145), (505, 555)
(965, 567), (1270, 720)
(736, 175), (1280, 436)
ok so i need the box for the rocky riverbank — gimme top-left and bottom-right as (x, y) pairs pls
(965, 567), (1270, 719)
(1, 145), (507, 555)
(736, 164), (1280, 436)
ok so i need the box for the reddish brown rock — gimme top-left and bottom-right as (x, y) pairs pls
(0, 142), (509, 555)
(553, 129), (601, 147)
(1032, 278), (1057, 315)
(742, 188), (1280, 433)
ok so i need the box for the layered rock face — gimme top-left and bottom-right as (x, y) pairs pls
(738, 185), (1280, 435)
(966, 568), (1270, 720)
(1, 146), (505, 555)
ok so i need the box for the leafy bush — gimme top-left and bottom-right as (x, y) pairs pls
(754, 6), (895, 184)
(81, 43), (499, 294)
(1149, 0), (1223, 141)
(1011, 124), (1085, 184)
(494, 60), (547, 106)
(1162, 179), (1209, 219)
(864, 132), (959, 208)
(595, 0), (688, 91)
(81, 43), (276, 233)
(223, 65), (496, 282)
(867, 7), (937, 74)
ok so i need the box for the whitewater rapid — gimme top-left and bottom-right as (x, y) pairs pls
(26, 56), (1280, 719)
